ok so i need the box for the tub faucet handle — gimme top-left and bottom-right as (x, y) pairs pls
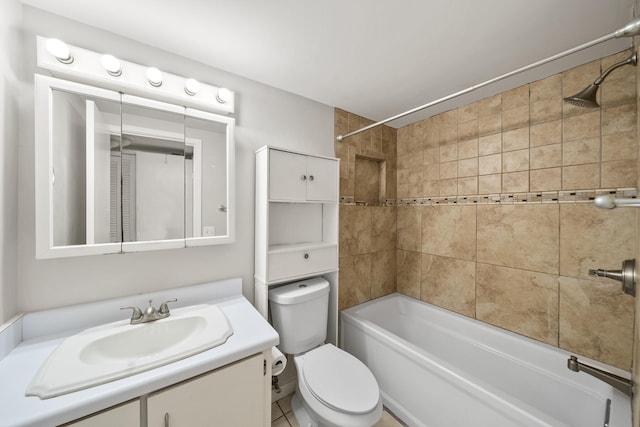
(588, 259), (636, 296)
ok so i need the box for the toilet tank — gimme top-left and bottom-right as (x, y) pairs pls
(268, 277), (330, 355)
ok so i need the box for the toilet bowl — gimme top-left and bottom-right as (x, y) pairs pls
(291, 344), (382, 427)
(268, 277), (382, 427)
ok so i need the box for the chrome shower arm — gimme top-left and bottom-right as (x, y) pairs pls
(593, 53), (637, 86)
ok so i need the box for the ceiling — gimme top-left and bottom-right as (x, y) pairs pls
(22, 0), (636, 128)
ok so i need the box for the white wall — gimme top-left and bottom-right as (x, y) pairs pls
(135, 151), (184, 241)
(18, 6), (334, 313)
(0, 0), (21, 323)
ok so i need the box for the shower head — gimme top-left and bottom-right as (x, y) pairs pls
(564, 52), (637, 108)
(563, 84), (600, 108)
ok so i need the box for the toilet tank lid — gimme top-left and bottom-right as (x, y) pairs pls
(269, 277), (330, 305)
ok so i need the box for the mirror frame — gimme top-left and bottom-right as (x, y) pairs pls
(34, 74), (236, 259)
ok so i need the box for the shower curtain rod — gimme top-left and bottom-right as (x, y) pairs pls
(336, 17), (640, 142)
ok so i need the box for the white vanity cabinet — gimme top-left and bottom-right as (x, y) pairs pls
(254, 146), (339, 346)
(60, 354), (269, 427)
(147, 354), (267, 427)
(63, 401), (140, 426)
(1, 279), (279, 427)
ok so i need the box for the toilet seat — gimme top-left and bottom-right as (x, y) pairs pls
(298, 344), (379, 415)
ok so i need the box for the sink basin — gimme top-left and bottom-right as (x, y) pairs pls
(80, 316), (208, 364)
(26, 304), (233, 399)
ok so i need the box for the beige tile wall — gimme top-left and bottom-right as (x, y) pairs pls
(335, 109), (398, 310)
(336, 49), (638, 370)
(396, 202), (636, 368)
(397, 50), (638, 198)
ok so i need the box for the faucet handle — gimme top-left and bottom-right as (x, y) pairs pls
(588, 259), (636, 296)
(158, 298), (178, 316)
(120, 305), (143, 323)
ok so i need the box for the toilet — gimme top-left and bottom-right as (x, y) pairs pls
(269, 277), (382, 427)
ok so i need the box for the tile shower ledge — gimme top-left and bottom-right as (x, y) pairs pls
(0, 278), (279, 427)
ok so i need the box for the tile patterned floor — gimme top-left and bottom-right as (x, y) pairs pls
(271, 394), (405, 427)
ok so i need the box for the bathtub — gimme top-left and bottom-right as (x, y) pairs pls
(340, 293), (632, 427)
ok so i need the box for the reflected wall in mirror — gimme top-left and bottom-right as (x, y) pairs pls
(185, 114), (228, 239)
(120, 101), (186, 243)
(35, 75), (236, 259)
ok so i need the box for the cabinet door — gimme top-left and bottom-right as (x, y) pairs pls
(306, 156), (338, 201)
(62, 400), (140, 427)
(147, 354), (266, 427)
(269, 150), (307, 201)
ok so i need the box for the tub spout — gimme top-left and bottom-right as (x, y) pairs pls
(567, 356), (633, 397)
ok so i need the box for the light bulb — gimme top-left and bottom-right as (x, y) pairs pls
(46, 38), (73, 64)
(216, 88), (232, 103)
(146, 67), (163, 87)
(184, 78), (200, 96)
(101, 54), (121, 77)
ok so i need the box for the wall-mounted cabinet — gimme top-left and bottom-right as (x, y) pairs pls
(254, 146), (339, 344)
(268, 149), (338, 202)
(35, 74), (236, 258)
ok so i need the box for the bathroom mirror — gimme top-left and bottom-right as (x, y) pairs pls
(35, 75), (235, 258)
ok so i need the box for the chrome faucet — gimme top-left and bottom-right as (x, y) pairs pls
(120, 298), (177, 325)
(567, 356), (633, 397)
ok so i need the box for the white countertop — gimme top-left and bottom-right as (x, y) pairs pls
(0, 278), (279, 427)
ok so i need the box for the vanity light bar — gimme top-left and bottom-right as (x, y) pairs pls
(184, 78), (201, 96)
(45, 38), (73, 64)
(100, 54), (121, 77)
(36, 36), (235, 115)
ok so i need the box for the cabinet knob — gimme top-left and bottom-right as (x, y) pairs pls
(301, 175), (307, 181)
(304, 253), (310, 259)
(308, 175), (315, 181)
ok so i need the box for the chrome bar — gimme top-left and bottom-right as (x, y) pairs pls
(336, 31), (617, 142)
(604, 398), (611, 427)
(594, 195), (640, 209)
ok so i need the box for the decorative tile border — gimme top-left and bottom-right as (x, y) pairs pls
(339, 196), (397, 207)
(340, 188), (638, 207)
